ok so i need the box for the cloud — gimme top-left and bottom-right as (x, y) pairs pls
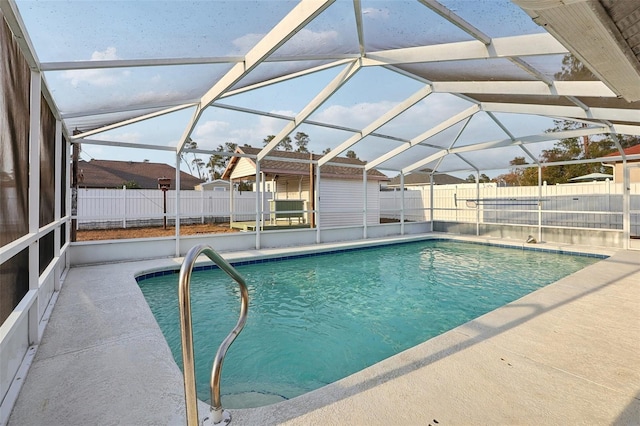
(90, 47), (118, 61)
(232, 33), (264, 52)
(231, 29), (338, 55)
(279, 29), (339, 54)
(62, 47), (127, 87)
(194, 120), (231, 141)
(92, 131), (142, 144)
(314, 101), (397, 128)
(362, 7), (390, 19)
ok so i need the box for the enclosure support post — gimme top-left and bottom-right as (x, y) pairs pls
(400, 173), (405, 235)
(54, 120), (62, 291)
(71, 131), (80, 241)
(229, 179), (235, 225)
(28, 70), (41, 344)
(538, 166), (542, 242)
(623, 160), (630, 250)
(476, 171), (480, 237)
(315, 162), (321, 244)
(65, 134), (71, 266)
(363, 169), (368, 239)
(175, 153), (181, 257)
(309, 154), (315, 228)
(255, 162), (261, 249)
(122, 186), (127, 229)
(430, 174), (434, 232)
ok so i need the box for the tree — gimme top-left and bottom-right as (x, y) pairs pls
(180, 137), (206, 180)
(322, 147), (332, 155)
(263, 135), (292, 151)
(346, 150), (358, 159)
(192, 158), (205, 180)
(294, 132), (310, 152)
(207, 142), (237, 180)
(465, 173), (491, 183)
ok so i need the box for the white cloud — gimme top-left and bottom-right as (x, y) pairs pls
(92, 131), (142, 144)
(90, 46), (118, 61)
(362, 7), (390, 19)
(232, 33), (264, 52)
(281, 29), (338, 53)
(232, 29), (338, 55)
(194, 120), (231, 141)
(314, 101), (397, 128)
(62, 47), (126, 87)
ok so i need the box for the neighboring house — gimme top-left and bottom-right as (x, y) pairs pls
(221, 146), (389, 227)
(386, 169), (465, 189)
(78, 160), (205, 190)
(195, 179), (231, 191)
(604, 144), (640, 183)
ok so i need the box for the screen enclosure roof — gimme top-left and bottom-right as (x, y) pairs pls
(3, 0), (640, 177)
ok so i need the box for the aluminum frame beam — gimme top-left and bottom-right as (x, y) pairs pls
(366, 105), (480, 170)
(258, 59), (361, 161)
(318, 84), (434, 166)
(366, 34), (567, 64)
(177, 0), (336, 154)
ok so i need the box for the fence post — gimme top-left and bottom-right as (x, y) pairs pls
(122, 185), (127, 229)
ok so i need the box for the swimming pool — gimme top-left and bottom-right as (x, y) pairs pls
(137, 240), (601, 408)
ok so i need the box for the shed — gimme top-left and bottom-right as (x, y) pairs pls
(221, 146), (389, 228)
(194, 179), (231, 191)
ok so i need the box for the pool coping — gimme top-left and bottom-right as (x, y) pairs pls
(7, 233), (639, 425)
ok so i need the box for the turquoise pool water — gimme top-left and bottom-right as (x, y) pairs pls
(137, 240), (600, 408)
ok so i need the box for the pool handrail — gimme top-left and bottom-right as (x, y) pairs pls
(178, 244), (249, 426)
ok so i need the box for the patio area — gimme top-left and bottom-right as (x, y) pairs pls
(6, 236), (639, 425)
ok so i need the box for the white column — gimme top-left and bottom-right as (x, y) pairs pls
(623, 160), (630, 250)
(175, 153), (181, 257)
(229, 179), (234, 224)
(122, 185), (127, 229)
(54, 120), (62, 291)
(363, 169), (368, 239)
(538, 166), (542, 242)
(28, 71), (41, 344)
(400, 173), (405, 235)
(255, 162), (261, 249)
(315, 162), (321, 244)
(429, 174), (434, 232)
(65, 134), (71, 269)
(476, 172), (480, 236)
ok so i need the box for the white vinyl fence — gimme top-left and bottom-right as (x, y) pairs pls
(77, 182), (639, 237)
(380, 181), (640, 236)
(76, 188), (271, 229)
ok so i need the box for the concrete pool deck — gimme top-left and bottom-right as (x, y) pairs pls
(6, 234), (640, 425)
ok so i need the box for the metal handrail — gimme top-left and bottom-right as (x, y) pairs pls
(178, 244), (249, 426)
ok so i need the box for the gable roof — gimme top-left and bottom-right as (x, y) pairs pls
(604, 144), (640, 162)
(222, 147), (388, 181)
(78, 160), (205, 189)
(388, 170), (465, 186)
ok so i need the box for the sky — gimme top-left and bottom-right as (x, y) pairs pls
(15, 0), (563, 179)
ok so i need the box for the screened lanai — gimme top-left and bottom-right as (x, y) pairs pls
(1, 0), (640, 424)
(4, 0), (639, 249)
